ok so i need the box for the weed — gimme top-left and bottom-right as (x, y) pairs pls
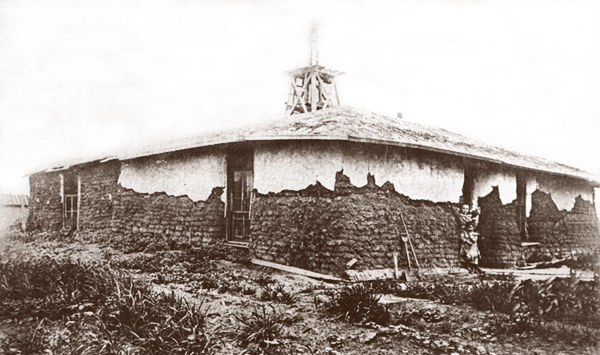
(241, 286), (257, 296)
(199, 273), (221, 291)
(312, 293), (321, 311)
(253, 274), (275, 287)
(434, 319), (456, 334)
(260, 283), (297, 305)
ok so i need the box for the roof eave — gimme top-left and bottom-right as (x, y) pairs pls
(28, 135), (600, 187)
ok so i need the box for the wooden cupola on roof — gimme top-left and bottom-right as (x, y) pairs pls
(285, 22), (343, 115)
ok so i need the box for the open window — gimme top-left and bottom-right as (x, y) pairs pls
(227, 148), (254, 244)
(61, 173), (80, 229)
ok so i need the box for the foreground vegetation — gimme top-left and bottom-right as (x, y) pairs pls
(1, 229), (599, 354)
(335, 273), (600, 342)
(398, 275), (600, 334)
(0, 257), (213, 354)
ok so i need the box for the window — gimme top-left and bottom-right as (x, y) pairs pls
(61, 173), (79, 229)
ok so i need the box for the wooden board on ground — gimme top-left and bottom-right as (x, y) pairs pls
(251, 258), (344, 283)
(482, 267), (595, 281)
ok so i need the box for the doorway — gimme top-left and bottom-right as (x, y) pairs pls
(227, 148), (254, 243)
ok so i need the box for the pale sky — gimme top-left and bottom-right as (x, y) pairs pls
(1, 0), (599, 194)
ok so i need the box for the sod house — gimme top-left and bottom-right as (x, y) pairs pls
(27, 63), (600, 276)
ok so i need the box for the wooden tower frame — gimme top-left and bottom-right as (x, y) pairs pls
(286, 65), (342, 115)
(285, 21), (343, 115)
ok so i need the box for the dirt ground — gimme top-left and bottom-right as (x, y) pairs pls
(0, 231), (598, 355)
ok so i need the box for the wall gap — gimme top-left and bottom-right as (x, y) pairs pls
(516, 172), (528, 241)
(462, 165), (475, 207)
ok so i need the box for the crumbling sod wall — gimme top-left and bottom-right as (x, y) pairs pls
(250, 171), (462, 276)
(27, 146), (600, 274)
(27, 160), (226, 247)
(78, 162), (121, 231)
(477, 187), (522, 268)
(527, 190), (600, 260)
(477, 186), (600, 267)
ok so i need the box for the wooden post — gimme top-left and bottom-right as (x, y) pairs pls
(60, 174), (65, 229)
(20, 200), (26, 232)
(59, 174), (64, 203)
(408, 237), (420, 270)
(300, 73), (309, 113)
(400, 213), (420, 270)
(404, 239), (411, 270)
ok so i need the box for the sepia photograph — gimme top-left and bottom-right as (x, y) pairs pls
(0, 0), (599, 354)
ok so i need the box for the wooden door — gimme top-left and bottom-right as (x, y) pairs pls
(227, 149), (253, 242)
(230, 170), (253, 241)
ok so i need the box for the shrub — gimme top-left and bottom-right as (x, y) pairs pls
(467, 279), (515, 314)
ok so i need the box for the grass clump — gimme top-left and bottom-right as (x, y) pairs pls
(0, 257), (119, 319)
(326, 284), (390, 325)
(235, 305), (293, 354)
